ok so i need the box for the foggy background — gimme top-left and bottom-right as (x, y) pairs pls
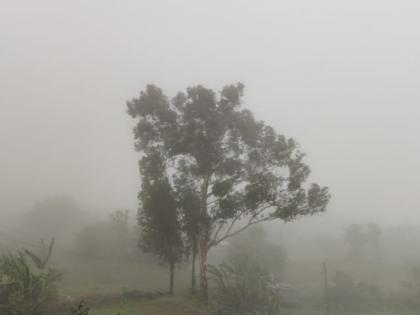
(1, 0), (420, 232)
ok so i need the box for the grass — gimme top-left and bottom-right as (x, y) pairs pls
(87, 297), (208, 315)
(76, 297), (420, 315)
(284, 259), (407, 294)
(52, 253), (191, 296)
(47, 251), (418, 315)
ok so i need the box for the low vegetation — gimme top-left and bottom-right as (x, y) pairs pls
(0, 239), (60, 315)
(209, 257), (280, 315)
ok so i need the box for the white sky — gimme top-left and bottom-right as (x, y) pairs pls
(1, 0), (420, 227)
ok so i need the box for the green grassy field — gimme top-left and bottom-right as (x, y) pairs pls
(57, 256), (408, 296)
(81, 297), (420, 315)
(285, 259), (407, 294)
(51, 252), (416, 315)
(55, 254), (190, 296)
(87, 297), (208, 315)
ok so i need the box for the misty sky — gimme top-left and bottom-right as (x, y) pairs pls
(1, 0), (420, 228)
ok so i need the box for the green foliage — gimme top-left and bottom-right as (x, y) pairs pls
(129, 83), (329, 222)
(70, 301), (90, 315)
(139, 177), (186, 293)
(69, 300), (123, 315)
(139, 178), (186, 265)
(174, 174), (201, 292)
(127, 83), (329, 230)
(24, 238), (55, 270)
(0, 239), (61, 315)
(208, 257), (280, 315)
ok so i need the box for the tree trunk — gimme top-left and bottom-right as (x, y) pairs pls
(191, 236), (197, 293)
(169, 261), (175, 295)
(198, 175), (211, 298)
(198, 238), (209, 299)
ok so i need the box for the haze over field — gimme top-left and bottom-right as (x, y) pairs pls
(1, 0), (420, 230)
(4, 2), (420, 315)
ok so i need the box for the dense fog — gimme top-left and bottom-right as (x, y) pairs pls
(1, 1), (420, 314)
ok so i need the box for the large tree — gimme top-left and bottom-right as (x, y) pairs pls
(127, 83), (330, 297)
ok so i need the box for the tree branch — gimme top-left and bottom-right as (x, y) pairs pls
(209, 199), (287, 247)
(211, 216), (272, 247)
(210, 220), (227, 245)
(207, 198), (220, 206)
(209, 212), (241, 247)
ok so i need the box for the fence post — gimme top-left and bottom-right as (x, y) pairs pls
(323, 261), (331, 315)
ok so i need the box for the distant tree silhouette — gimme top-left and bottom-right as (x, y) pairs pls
(21, 196), (89, 246)
(345, 224), (366, 261)
(366, 223), (382, 261)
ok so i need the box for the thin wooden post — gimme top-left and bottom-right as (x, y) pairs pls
(323, 262), (331, 315)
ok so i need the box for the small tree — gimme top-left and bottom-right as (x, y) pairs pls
(138, 158), (186, 294)
(127, 83), (330, 297)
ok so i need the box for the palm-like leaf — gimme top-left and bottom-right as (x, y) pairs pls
(45, 237), (55, 264)
(23, 237), (55, 269)
(23, 249), (44, 269)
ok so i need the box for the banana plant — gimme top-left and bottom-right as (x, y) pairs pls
(23, 238), (55, 270)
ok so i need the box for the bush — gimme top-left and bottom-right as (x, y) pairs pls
(0, 240), (61, 315)
(70, 301), (90, 315)
(208, 256), (280, 315)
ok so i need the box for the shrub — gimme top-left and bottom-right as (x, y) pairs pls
(0, 239), (61, 315)
(208, 256), (280, 315)
(70, 301), (90, 315)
